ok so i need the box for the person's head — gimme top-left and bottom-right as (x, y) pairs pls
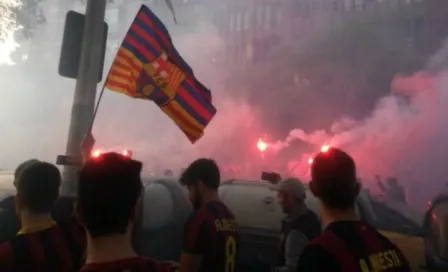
(180, 158), (220, 210)
(76, 152), (142, 238)
(262, 171), (282, 184)
(309, 147), (360, 212)
(164, 169), (173, 176)
(387, 177), (398, 186)
(270, 177), (306, 214)
(15, 161), (61, 215)
(14, 159), (40, 188)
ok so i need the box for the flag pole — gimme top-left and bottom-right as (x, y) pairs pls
(89, 82), (107, 131)
(61, 0), (107, 196)
(87, 39), (123, 132)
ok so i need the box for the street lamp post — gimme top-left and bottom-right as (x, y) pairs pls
(61, 0), (107, 196)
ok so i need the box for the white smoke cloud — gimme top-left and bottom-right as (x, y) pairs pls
(0, 4), (262, 176)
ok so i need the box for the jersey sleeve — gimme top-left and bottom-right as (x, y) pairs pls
(182, 212), (208, 254)
(0, 242), (13, 269)
(296, 244), (340, 272)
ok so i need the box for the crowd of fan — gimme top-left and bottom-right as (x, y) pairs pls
(0, 146), (412, 272)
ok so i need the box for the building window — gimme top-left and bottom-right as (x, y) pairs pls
(292, 2), (302, 17)
(238, 43), (244, 62)
(256, 5), (263, 27)
(270, 6), (277, 27)
(275, 5), (283, 26)
(236, 12), (242, 31)
(245, 43), (253, 63)
(216, 12), (223, 31)
(344, 0), (352, 11)
(225, 44), (232, 64)
(213, 12), (219, 29)
(234, 44), (239, 63)
(332, 0), (342, 11)
(355, 0), (363, 10)
(243, 10), (250, 30)
(264, 5), (271, 29)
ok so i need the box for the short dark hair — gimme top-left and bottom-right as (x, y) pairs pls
(77, 152), (142, 237)
(16, 162), (61, 214)
(14, 159), (40, 184)
(310, 148), (358, 210)
(180, 158), (220, 189)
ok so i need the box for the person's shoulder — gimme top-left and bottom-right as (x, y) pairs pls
(0, 240), (13, 256)
(0, 237), (17, 264)
(205, 201), (235, 220)
(301, 208), (320, 224)
(297, 243), (339, 271)
(305, 208), (319, 219)
(81, 257), (171, 272)
(308, 230), (334, 246)
(185, 209), (205, 225)
(301, 243), (331, 257)
(186, 204), (212, 224)
(132, 257), (172, 272)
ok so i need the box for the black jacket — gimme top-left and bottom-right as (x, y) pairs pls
(278, 208), (321, 266)
(0, 196), (77, 244)
(0, 196), (20, 244)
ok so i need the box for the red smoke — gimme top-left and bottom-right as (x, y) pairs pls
(261, 69), (448, 209)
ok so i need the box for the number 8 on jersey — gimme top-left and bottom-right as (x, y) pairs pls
(225, 236), (236, 272)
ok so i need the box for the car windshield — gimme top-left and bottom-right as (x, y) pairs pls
(370, 200), (423, 236)
(0, 193), (12, 203)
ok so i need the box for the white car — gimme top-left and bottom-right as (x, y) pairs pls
(135, 177), (424, 269)
(423, 194), (448, 271)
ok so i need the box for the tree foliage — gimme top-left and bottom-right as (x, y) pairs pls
(12, 0), (119, 40)
(0, 0), (21, 44)
(12, 0), (46, 40)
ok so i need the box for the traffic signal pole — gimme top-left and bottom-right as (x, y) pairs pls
(61, 0), (107, 196)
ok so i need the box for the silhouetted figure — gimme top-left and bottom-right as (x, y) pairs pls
(164, 169), (173, 177)
(0, 159), (40, 244)
(387, 177), (406, 204)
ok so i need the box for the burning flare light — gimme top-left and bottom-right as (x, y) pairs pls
(0, 0), (22, 65)
(257, 138), (268, 152)
(309, 144), (331, 165)
(308, 157), (313, 165)
(91, 149), (102, 158)
(91, 149), (132, 159)
(320, 144), (331, 152)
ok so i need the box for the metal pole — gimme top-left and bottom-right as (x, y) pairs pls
(61, 0), (107, 196)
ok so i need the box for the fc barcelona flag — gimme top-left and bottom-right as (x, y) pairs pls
(104, 5), (216, 143)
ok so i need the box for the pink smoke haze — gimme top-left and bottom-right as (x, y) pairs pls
(265, 40), (448, 209)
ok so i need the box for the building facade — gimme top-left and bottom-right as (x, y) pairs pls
(180, 0), (432, 69)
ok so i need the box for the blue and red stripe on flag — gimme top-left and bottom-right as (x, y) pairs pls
(104, 5), (216, 143)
